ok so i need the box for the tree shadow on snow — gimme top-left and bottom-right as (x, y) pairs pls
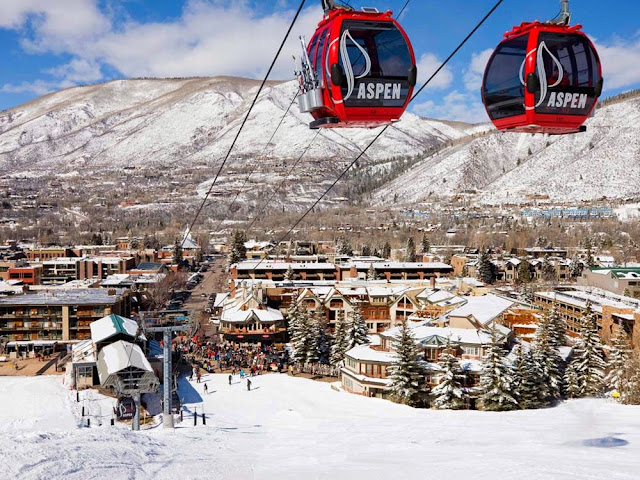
(581, 436), (629, 448)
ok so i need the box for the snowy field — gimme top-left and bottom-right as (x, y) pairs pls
(2, 375), (640, 480)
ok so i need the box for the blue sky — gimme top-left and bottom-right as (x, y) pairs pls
(1, 0), (639, 122)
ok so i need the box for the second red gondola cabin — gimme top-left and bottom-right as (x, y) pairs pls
(482, 21), (603, 135)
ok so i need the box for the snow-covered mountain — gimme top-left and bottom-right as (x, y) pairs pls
(0, 77), (464, 172)
(373, 94), (640, 205)
(1, 77), (639, 209)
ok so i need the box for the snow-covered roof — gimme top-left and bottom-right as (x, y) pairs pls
(345, 344), (397, 363)
(537, 288), (640, 313)
(341, 261), (452, 270)
(446, 295), (515, 325)
(214, 293), (230, 308)
(98, 340), (153, 376)
(90, 314), (138, 343)
(72, 339), (96, 363)
(0, 288), (127, 306)
(222, 307), (284, 324)
(234, 261), (336, 271)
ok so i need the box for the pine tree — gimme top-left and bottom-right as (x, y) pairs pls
(564, 361), (581, 398)
(532, 307), (566, 403)
(346, 307), (370, 349)
(330, 310), (349, 366)
(361, 244), (372, 256)
(623, 288), (632, 298)
(547, 303), (567, 349)
(541, 256), (556, 282)
(366, 263), (377, 281)
(566, 305), (607, 397)
(228, 230), (247, 265)
(284, 265), (294, 281)
(570, 256), (584, 278)
(173, 240), (183, 266)
(512, 345), (544, 409)
(388, 320), (427, 406)
(605, 328), (633, 394)
(287, 302), (302, 344)
(477, 249), (495, 284)
(421, 234), (430, 253)
(310, 311), (331, 364)
(291, 307), (312, 364)
(432, 350), (467, 410)
(382, 241), (391, 260)
(584, 237), (595, 267)
(336, 236), (353, 256)
(478, 331), (518, 411)
(404, 237), (417, 262)
(517, 258), (532, 283)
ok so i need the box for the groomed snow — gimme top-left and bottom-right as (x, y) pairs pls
(1, 375), (640, 479)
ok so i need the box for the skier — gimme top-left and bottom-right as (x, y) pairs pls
(247, 379), (252, 391)
(228, 374), (232, 385)
(204, 383), (208, 395)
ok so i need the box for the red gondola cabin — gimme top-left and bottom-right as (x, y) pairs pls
(296, 6), (417, 129)
(482, 22), (603, 135)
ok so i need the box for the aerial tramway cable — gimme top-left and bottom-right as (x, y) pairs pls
(251, 0), (505, 270)
(208, 88), (302, 234)
(181, 0), (308, 248)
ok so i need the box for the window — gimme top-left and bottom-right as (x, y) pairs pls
(483, 34), (529, 120)
(462, 346), (481, 357)
(534, 33), (601, 116)
(338, 20), (413, 108)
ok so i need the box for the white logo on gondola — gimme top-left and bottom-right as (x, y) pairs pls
(331, 29), (402, 103)
(519, 41), (587, 110)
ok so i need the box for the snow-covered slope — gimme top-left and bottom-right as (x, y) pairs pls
(0, 77), (464, 173)
(2, 375), (640, 480)
(374, 95), (640, 205)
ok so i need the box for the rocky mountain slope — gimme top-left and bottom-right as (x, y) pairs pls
(1, 78), (639, 210)
(373, 93), (640, 205)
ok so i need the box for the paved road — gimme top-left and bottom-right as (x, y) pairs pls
(183, 256), (229, 338)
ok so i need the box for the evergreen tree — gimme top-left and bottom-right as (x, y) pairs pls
(547, 303), (568, 349)
(346, 307), (370, 349)
(382, 241), (392, 260)
(517, 258), (533, 283)
(623, 288), (632, 298)
(564, 361), (581, 398)
(310, 311), (331, 364)
(361, 244), (372, 256)
(336, 236), (353, 256)
(143, 234), (152, 249)
(421, 234), (430, 253)
(570, 256), (584, 278)
(566, 305), (607, 397)
(512, 345), (544, 409)
(583, 237), (595, 267)
(228, 230), (247, 265)
(432, 349), (467, 410)
(366, 263), (377, 281)
(129, 237), (140, 250)
(605, 328), (633, 394)
(388, 320), (428, 406)
(291, 307), (312, 364)
(478, 331), (518, 411)
(287, 302), (302, 345)
(330, 310), (349, 366)
(172, 240), (183, 266)
(541, 256), (556, 282)
(531, 304), (568, 403)
(284, 265), (294, 281)
(477, 249), (496, 284)
(404, 237), (417, 262)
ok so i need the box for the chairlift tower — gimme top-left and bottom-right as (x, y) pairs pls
(144, 320), (194, 429)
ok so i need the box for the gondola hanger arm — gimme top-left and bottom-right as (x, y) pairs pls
(549, 0), (571, 25)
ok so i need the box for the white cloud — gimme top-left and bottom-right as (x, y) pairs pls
(463, 48), (493, 92)
(416, 53), (453, 90)
(0, 0), (322, 93)
(594, 36), (640, 90)
(412, 90), (489, 124)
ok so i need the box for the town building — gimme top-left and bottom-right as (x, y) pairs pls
(578, 267), (640, 298)
(0, 288), (131, 343)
